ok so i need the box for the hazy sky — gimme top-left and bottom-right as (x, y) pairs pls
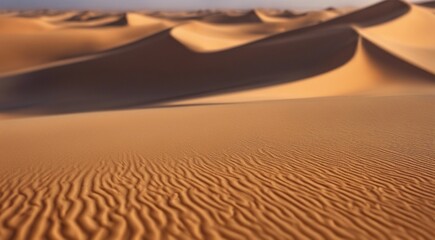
(0, 0), (417, 10)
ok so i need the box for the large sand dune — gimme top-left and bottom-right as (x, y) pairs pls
(0, 0), (434, 239)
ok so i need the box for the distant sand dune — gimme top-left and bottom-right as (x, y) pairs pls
(255, 9), (340, 23)
(0, 19), (173, 74)
(321, 0), (410, 27)
(418, 0), (435, 8)
(126, 13), (175, 27)
(0, 0), (433, 114)
(170, 21), (284, 52)
(63, 11), (117, 22)
(167, 38), (435, 105)
(0, 16), (56, 33)
(36, 11), (81, 23)
(357, 4), (435, 74)
(0, 25), (359, 113)
(54, 14), (128, 28)
(166, 2), (435, 105)
(202, 10), (263, 24)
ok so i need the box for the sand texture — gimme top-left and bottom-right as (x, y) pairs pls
(0, 0), (434, 239)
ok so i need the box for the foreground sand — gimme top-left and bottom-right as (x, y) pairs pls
(0, 0), (434, 239)
(1, 95), (434, 239)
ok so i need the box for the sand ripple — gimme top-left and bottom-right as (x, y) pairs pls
(0, 96), (434, 239)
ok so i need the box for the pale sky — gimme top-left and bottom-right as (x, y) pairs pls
(0, 0), (420, 10)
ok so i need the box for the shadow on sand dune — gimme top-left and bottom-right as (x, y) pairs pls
(0, 26), (359, 114)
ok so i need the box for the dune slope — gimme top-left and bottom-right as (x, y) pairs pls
(357, 4), (435, 74)
(0, 0), (432, 116)
(167, 38), (434, 105)
(0, 13), (176, 75)
(0, 25), (359, 114)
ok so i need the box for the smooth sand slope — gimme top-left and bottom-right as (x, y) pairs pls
(0, 13), (176, 74)
(0, 0), (434, 239)
(1, 0), (433, 114)
(0, 23), (359, 113)
(167, 39), (435, 105)
(168, 2), (435, 105)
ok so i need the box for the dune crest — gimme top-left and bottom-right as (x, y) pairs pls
(357, 4), (435, 74)
(126, 12), (175, 27)
(166, 37), (434, 105)
(0, 15), (175, 75)
(0, 16), (56, 33)
(0, 0), (432, 114)
(170, 21), (283, 52)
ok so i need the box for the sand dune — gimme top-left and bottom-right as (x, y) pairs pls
(418, 0), (435, 8)
(167, 2), (435, 105)
(146, 11), (215, 21)
(255, 9), (340, 23)
(167, 38), (435, 105)
(54, 14), (128, 28)
(63, 11), (119, 22)
(1, 0), (433, 114)
(170, 9), (348, 53)
(0, 10), (18, 17)
(322, 0), (410, 26)
(36, 11), (81, 22)
(170, 0), (410, 53)
(357, 4), (435, 74)
(0, 0), (434, 239)
(256, 9), (302, 18)
(0, 25), (358, 114)
(0, 15), (56, 33)
(126, 13), (175, 27)
(202, 10), (263, 24)
(0, 16), (174, 74)
(170, 21), (285, 52)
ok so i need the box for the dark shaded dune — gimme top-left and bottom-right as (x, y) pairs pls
(203, 10), (263, 24)
(84, 14), (129, 27)
(64, 14), (129, 28)
(262, 0), (410, 40)
(165, 37), (435, 105)
(323, 0), (410, 27)
(146, 11), (211, 21)
(101, 14), (128, 27)
(11, 9), (65, 18)
(0, 26), (359, 114)
(361, 38), (435, 80)
(236, 1), (410, 60)
(418, 1), (435, 8)
(259, 9), (303, 18)
(57, 12), (84, 21)
(64, 11), (121, 22)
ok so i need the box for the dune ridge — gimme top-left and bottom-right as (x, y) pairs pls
(0, 0), (433, 115)
(167, 37), (434, 105)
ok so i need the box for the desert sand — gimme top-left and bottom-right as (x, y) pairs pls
(0, 0), (434, 239)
